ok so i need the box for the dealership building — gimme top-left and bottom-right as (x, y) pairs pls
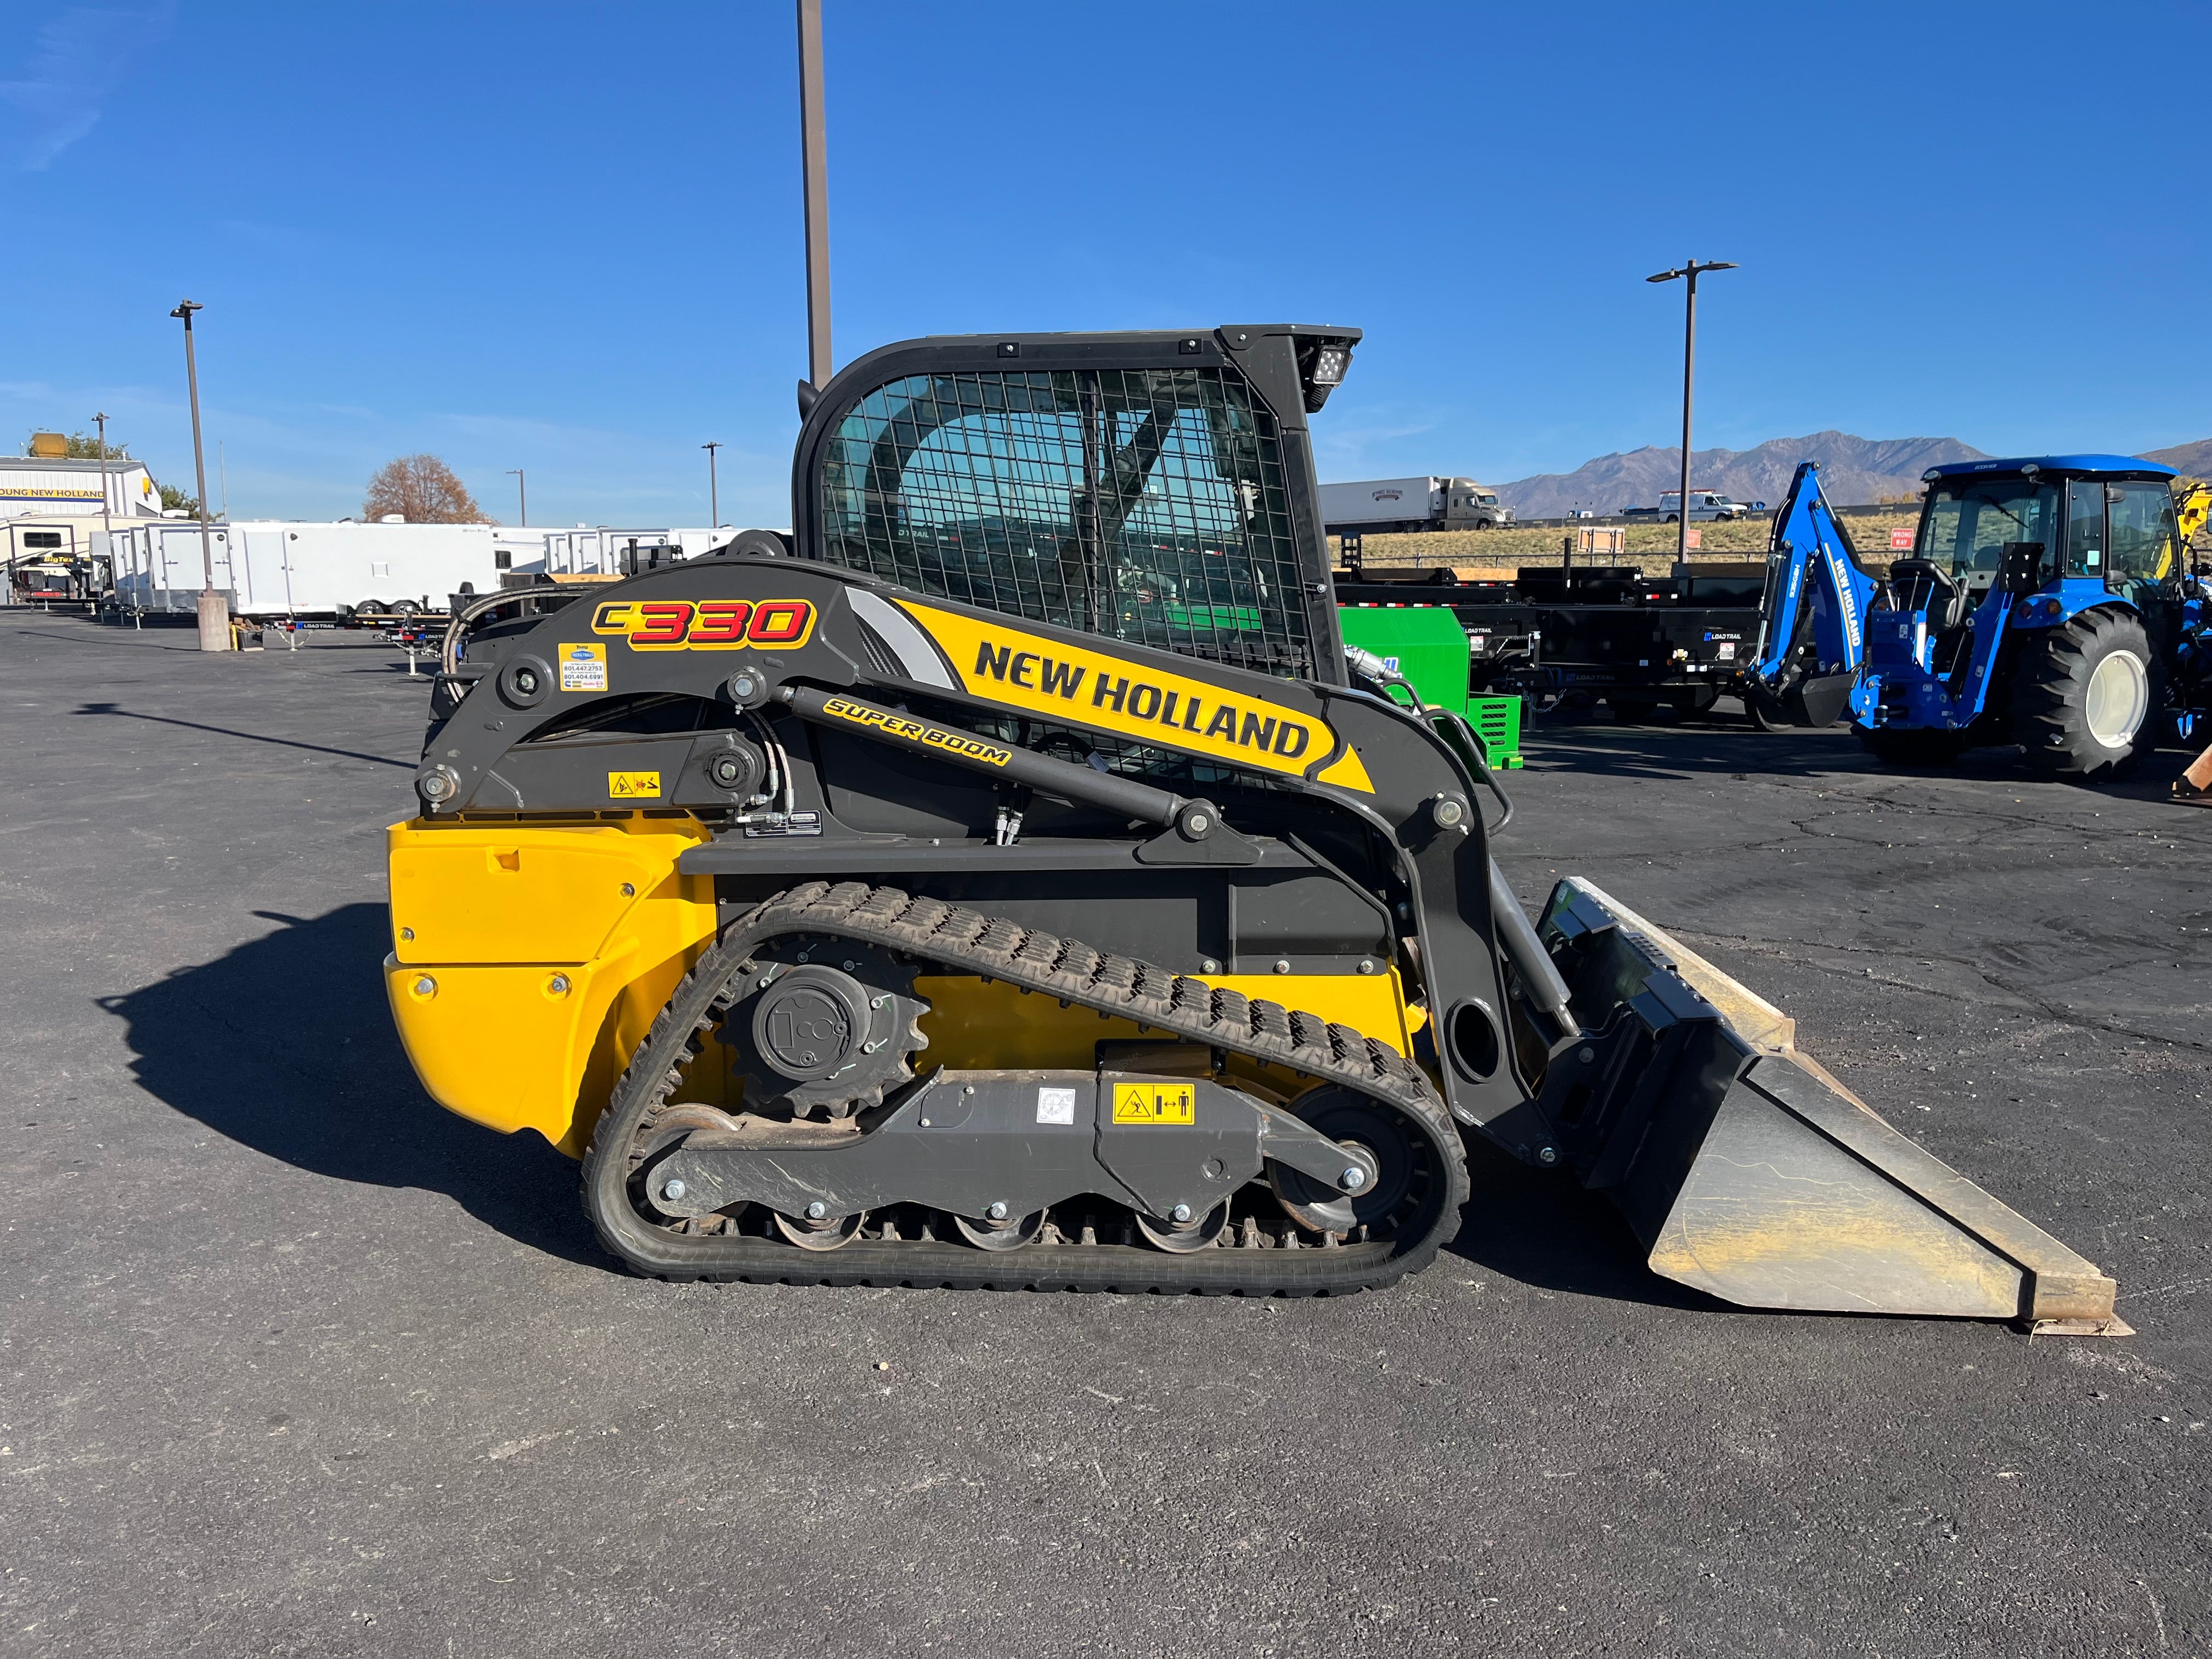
(1, 454), (165, 566)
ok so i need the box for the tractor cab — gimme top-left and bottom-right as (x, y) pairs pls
(1854, 456), (2192, 775)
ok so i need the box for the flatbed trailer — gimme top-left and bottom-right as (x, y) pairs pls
(1335, 561), (1771, 718)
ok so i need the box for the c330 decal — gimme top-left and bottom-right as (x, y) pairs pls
(592, 597), (817, 651)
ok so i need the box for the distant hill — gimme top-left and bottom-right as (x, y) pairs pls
(2143, 439), (2212, 477)
(1496, 432), (1988, 518)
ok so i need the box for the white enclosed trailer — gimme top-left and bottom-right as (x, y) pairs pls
(111, 520), (504, 617)
(535, 526), (743, 577)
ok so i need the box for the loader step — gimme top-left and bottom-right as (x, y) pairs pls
(579, 882), (1470, 1294)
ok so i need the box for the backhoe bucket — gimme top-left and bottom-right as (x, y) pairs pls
(1534, 879), (2123, 1330)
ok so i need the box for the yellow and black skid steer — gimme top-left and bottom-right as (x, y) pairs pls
(386, 325), (2120, 1325)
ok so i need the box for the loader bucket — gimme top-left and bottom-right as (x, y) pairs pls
(1534, 879), (2123, 1331)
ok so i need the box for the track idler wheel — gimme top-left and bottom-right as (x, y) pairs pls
(1136, 1200), (1231, 1253)
(1271, 1087), (1435, 1239)
(770, 1206), (869, 1251)
(953, 1208), (1047, 1251)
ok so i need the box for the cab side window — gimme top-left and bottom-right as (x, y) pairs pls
(2066, 481), (2104, 576)
(2106, 483), (2176, 586)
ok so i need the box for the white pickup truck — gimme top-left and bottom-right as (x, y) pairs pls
(1621, 490), (1759, 523)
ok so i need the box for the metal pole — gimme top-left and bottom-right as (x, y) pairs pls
(171, 300), (228, 651)
(508, 468), (526, 526)
(1677, 266), (1696, 576)
(219, 439), (228, 520)
(703, 441), (721, 526)
(94, 409), (112, 548)
(797, 0), (832, 390)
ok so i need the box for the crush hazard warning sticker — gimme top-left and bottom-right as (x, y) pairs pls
(1112, 1082), (1194, 1126)
(560, 642), (608, 691)
(606, 770), (662, 800)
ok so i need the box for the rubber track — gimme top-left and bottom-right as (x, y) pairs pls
(580, 881), (1468, 1295)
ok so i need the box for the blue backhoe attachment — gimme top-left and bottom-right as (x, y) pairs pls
(1745, 461), (1880, 727)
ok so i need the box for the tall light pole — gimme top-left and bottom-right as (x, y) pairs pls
(1645, 259), (1737, 578)
(93, 411), (112, 549)
(702, 442), (721, 526)
(507, 468), (526, 527)
(170, 300), (227, 651)
(797, 0), (832, 392)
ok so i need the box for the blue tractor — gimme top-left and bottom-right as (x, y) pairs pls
(1748, 456), (2210, 778)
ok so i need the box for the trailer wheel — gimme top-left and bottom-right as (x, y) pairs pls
(2012, 606), (2158, 781)
(1854, 725), (1968, 768)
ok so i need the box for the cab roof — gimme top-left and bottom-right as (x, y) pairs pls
(1924, 454), (2176, 481)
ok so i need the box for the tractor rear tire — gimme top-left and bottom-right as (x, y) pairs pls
(2012, 607), (2158, 782)
(1855, 725), (1968, 768)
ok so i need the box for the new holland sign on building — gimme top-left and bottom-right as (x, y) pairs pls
(0, 455), (161, 517)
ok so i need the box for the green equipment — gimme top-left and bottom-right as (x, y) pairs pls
(1338, 602), (1523, 766)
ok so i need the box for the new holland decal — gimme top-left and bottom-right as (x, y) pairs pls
(892, 600), (1373, 793)
(592, 597), (818, 651)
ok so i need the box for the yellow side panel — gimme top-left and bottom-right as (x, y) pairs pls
(916, 970), (1415, 1071)
(385, 815), (720, 1156)
(387, 815), (713, 965)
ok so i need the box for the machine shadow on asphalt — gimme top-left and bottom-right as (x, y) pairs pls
(98, 903), (605, 1271)
(1446, 1139), (1726, 1314)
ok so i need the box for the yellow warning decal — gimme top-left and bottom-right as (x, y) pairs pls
(607, 770), (662, 800)
(1113, 1082), (1195, 1125)
(894, 599), (1374, 794)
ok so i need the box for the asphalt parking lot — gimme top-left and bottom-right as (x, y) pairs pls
(3, 611), (2207, 1658)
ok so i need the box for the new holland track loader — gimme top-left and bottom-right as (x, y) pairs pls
(385, 325), (2119, 1327)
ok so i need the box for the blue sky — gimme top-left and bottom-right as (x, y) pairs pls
(3, 1), (2206, 526)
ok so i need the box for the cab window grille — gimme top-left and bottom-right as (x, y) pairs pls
(816, 367), (1310, 676)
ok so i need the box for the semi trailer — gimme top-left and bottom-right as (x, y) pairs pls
(1321, 476), (1514, 536)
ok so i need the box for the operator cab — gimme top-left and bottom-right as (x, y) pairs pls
(1908, 456), (2181, 610)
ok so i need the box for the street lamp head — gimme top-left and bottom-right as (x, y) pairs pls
(170, 299), (203, 320)
(1646, 268), (1685, 284)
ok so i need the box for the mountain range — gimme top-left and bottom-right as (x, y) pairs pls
(1495, 433), (2212, 518)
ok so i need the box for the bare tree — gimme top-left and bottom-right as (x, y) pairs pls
(363, 455), (493, 524)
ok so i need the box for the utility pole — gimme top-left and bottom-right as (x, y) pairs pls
(507, 468), (526, 526)
(797, 0), (832, 392)
(93, 411), (112, 548)
(703, 442), (721, 526)
(171, 300), (228, 651)
(1645, 259), (1737, 578)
